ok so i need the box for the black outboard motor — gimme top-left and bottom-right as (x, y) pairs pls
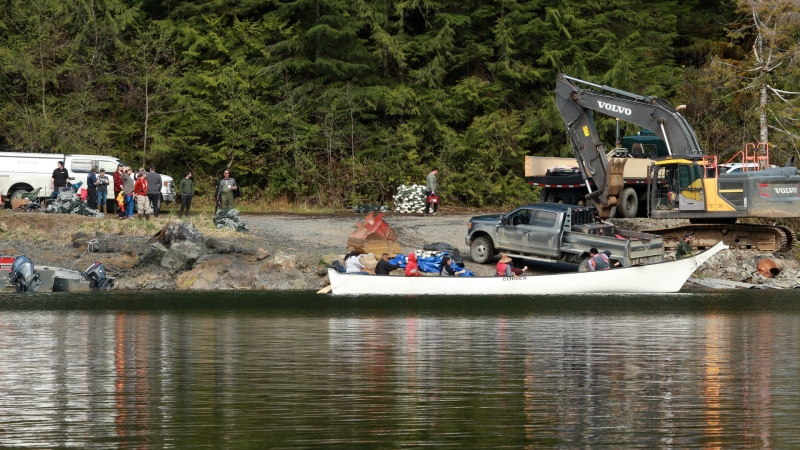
(10, 256), (41, 293)
(85, 262), (114, 290)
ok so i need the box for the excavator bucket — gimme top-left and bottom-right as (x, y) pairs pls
(346, 212), (403, 257)
(596, 158), (627, 218)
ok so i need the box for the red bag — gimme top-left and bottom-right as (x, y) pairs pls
(427, 193), (439, 204)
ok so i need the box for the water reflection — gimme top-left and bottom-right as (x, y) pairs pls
(0, 290), (798, 447)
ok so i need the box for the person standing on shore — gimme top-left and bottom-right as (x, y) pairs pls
(145, 165), (162, 218)
(179, 171), (194, 217)
(86, 166), (98, 210)
(215, 169), (238, 211)
(121, 167), (135, 219)
(113, 164), (125, 217)
(96, 168), (110, 214)
(134, 168), (152, 220)
(423, 168), (439, 215)
(50, 161), (69, 199)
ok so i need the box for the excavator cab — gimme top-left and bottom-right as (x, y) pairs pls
(648, 157), (709, 214)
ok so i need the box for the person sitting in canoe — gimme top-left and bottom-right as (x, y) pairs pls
(587, 248), (611, 271)
(405, 252), (421, 277)
(497, 254), (526, 277)
(439, 255), (466, 277)
(375, 253), (400, 275)
(344, 250), (370, 274)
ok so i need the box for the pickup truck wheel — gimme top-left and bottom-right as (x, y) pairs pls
(470, 236), (495, 264)
(619, 188), (638, 218)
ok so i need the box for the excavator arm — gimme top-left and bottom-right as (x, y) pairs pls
(555, 74), (703, 215)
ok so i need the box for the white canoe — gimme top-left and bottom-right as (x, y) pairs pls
(327, 241), (727, 296)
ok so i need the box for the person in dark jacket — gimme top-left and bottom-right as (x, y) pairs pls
(439, 255), (466, 276)
(145, 165), (163, 218)
(50, 161), (69, 199)
(676, 233), (693, 259)
(86, 166), (98, 210)
(179, 171), (194, 216)
(375, 253), (399, 275)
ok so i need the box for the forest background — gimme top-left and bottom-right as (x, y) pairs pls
(1, 0), (798, 208)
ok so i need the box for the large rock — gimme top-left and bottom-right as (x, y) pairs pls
(114, 267), (177, 290)
(175, 254), (255, 290)
(254, 269), (312, 290)
(135, 242), (168, 267)
(161, 240), (205, 271)
(162, 221), (206, 250)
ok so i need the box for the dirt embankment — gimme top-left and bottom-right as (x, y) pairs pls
(1, 208), (798, 289)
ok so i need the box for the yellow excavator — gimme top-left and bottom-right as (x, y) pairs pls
(555, 74), (800, 252)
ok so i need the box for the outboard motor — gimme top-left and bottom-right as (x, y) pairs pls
(85, 262), (114, 290)
(10, 256), (41, 293)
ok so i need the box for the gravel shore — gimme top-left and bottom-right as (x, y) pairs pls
(2, 209), (798, 289)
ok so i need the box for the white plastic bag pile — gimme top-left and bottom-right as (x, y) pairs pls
(392, 184), (427, 213)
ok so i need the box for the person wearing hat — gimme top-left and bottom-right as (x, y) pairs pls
(497, 253), (527, 277)
(145, 165), (163, 218)
(50, 160), (69, 199)
(676, 233), (693, 259)
(134, 168), (153, 220)
(96, 168), (110, 214)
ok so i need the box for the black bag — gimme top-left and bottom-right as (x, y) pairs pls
(331, 260), (346, 273)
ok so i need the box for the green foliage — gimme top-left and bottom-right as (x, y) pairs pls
(1, 0), (794, 208)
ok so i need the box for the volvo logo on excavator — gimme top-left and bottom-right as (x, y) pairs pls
(774, 187), (797, 194)
(597, 101), (632, 116)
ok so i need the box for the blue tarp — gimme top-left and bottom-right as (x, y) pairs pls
(388, 252), (475, 277)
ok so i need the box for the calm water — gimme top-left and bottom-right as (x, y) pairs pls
(0, 289), (799, 448)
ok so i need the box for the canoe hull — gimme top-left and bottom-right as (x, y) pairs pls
(328, 242), (727, 296)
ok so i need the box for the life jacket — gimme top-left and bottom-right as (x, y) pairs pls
(591, 253), (610, 270)
(496, 262), (510, 277)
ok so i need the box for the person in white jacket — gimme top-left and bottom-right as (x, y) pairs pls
(344, 251), (369, 274)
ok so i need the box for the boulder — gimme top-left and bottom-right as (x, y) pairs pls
(162, 221), (206, 250)
(135, 242), (168, 268)
(115, 268), (177, 290)
(175, 254), (255, 290)
(254, 269), (312, 290)
(271, 251), (297, 270)
(161, 240), (206, 271)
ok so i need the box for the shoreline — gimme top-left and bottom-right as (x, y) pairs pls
(1, 209), (798, 291)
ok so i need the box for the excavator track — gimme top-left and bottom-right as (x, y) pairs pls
(645, 223), (796, 253)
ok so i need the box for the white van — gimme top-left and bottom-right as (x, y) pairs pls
(0, 152), (175, 206)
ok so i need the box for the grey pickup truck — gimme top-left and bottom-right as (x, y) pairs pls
(465, 203), (664, 270)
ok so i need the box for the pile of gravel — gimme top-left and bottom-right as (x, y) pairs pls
(393, 184), (427, 213)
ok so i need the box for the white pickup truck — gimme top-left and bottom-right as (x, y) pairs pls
(0, 152), (176, 206)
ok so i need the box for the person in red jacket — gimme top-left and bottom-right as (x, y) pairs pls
(113, 164), (125, 217)
(405, 252), (421, 277)
(133, 168), (153, 220)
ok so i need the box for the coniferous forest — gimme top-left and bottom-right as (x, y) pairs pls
(1, 0), (798, 207)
